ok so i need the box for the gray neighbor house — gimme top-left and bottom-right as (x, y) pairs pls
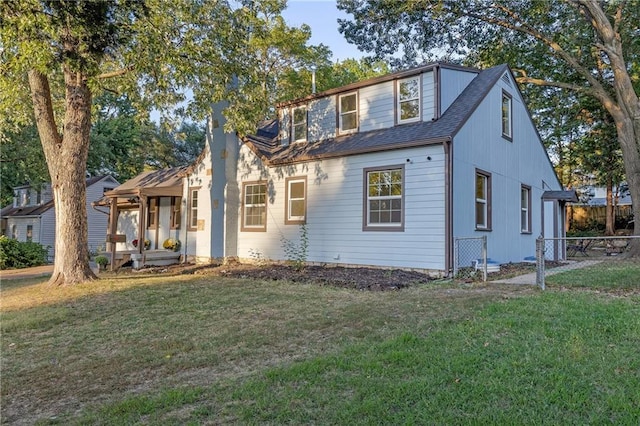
(1, 176), (120, 260)
(106, 62), (574, 275)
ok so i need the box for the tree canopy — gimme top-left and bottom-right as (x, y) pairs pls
(338, 0), (640, 243)
(0, 0), (348, 284)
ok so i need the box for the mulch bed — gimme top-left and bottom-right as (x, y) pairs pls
(133, 262), (434, 291)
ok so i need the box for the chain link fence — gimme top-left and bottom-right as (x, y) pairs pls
(536, 235), (640, 289)
(453, 236), (487, 281)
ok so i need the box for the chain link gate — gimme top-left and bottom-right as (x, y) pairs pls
(453, 236), (487, 281)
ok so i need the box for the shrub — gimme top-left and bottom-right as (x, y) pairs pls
(94, 255), (109, 267)
(162, 238), (181, 251)
(0, 236), (49, 269)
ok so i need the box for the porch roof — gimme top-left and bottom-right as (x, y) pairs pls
(104, 166), (187, 200)
(542, 190), (579, 203)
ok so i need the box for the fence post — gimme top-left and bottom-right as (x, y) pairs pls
(481, 235), (487, 282)
(453, 238), (459, 278)
(536, 236), (545, 290)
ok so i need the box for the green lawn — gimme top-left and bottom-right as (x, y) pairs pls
(1, 271), (638, 424)
(546, 260), (640, 289)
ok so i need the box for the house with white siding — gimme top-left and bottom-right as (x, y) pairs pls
(107, 62), (574, 275)
(1, 175), (119, 260)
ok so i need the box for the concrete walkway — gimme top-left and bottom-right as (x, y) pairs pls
(0, 265), (54, 281)
(491, 260), (603, 285)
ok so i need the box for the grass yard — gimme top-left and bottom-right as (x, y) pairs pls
(546, 259), (640, 290)
(1, 270), (639, 424)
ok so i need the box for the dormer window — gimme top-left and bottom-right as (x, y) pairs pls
(397, 76), (420, 123)
(292, 106), (307, 143)
(339, 92), (358, 134)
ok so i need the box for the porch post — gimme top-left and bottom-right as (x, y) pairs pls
(137, 194), (146, 256)
(108, 198), (118, 271)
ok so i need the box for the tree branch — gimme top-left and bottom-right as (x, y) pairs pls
(96, 66), (134, 80)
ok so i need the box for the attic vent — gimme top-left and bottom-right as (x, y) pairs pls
(501, 72), (512, 86)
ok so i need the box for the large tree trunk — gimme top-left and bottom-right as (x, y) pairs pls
(605, 176), (615, 236)
(28, 70), (96, 285)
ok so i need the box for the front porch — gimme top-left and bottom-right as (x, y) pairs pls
(93, 167), (187, 271)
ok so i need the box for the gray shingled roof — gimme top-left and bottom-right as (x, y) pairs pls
(244, 64), (509, 165)
(1, 176), (115, 218)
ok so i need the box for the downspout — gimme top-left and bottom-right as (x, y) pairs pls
(444, 137), (453, 276)
(435, 64), (441, 120)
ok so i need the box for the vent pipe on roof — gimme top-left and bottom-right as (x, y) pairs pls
(311, 65), (317, 94)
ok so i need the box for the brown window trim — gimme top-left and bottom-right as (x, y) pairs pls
(362, 165), (405, 232)
(187, 187), (200, 232)
(475, 169), (492, 231)
(336, 91), (359, 135)
(291, 105), (307, 143)
(285, 176), (307, 225)
(241, 181), (268, 232)
(170, 196), (182, 230)
(521, 184), (532, 234)
(147, 197), (159, 230)
(395, 75), (422, 125)
(501, 90), (513, 142)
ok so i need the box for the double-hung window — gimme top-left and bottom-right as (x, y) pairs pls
(171, 196), (181, 229)
(502, 91), (512, 140)
(285, 177), (306, 224)
(475, 170), (492, 230)
(397, 76), (420, 123)
(188, 188), (199, 231)
(339, 92), (358, 134)
(242, 182), (267, 231)
(26, 225), (33, 242)
(521, 185), (531, 233)
(364, 166), (404, 231)
(292, 106), (307, 143)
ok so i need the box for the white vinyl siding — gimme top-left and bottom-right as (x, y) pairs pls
(359, 81), (395, 132)
(452, 80), (564, 264)
(236, 144), (446, 271)
(308, 97), (336, 142)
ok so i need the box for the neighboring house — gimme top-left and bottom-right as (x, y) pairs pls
(582, 185), (632, 207)
(1, 176), (120, 259)
(109, 62), (574, 274)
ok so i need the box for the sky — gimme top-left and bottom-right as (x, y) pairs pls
(281, 0), (366, 62)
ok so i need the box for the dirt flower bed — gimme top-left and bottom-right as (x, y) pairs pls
(132, 262), (434, 291)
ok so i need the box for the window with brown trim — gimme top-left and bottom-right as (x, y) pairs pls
(521, 185), (532, 233)
(292, 106), (307, 143)
(475, 170), (492, 231)
(363, 166), (404, 232)
(242, 182), (267, 232)
(171, 196), (182, 229)
(147, 197), (158, 229)
(338, 92), (358, 134)
(502, 91), (512, 140)
(188, 188), (199, 231)
(285, 177), (306, 224)
(397, 76), (420, 123)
